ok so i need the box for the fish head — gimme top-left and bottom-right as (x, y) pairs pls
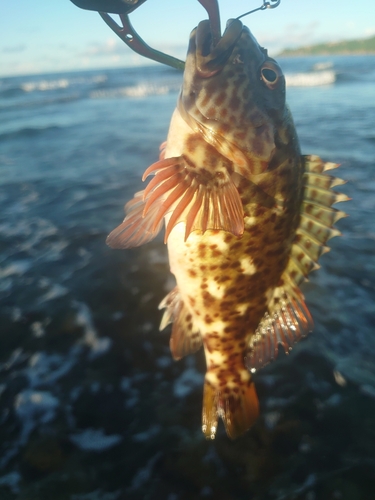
(179, 19), (288, 175)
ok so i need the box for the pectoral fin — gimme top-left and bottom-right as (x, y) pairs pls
(107, 155), (244, 249)
(106, 190), (165, 249)
(142, 155), (244, 242)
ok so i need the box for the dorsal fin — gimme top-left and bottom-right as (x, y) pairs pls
(246, 155), (348, 373)
(286, 154), (349, 289)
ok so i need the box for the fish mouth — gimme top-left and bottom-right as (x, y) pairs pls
(193, 18), (243, 78)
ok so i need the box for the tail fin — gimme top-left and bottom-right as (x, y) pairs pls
(202, 378), (259, 440)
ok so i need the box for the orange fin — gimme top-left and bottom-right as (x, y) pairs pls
(246, 291), (313, 373)
(142, 156), (244, 242)
(159, 287), (202, 360)
(107, 154), (244, 248)
(202, 378), (259, 440)
(106, 190), (164, 248)
(159, 141), (167, 160)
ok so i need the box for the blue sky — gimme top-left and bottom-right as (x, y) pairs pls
(1, 0), (374, 76)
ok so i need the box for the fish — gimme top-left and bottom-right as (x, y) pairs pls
(106, 18), (348, 439)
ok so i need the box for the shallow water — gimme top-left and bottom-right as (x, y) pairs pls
(0, 55), (375, 499)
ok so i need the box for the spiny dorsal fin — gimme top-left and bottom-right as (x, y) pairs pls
(159, 287), (202, 360)
(304, 154), (340, 173)
(246, 291), (313, 373)
(282, 154), (349, 286)
(247, 155), (348, 373)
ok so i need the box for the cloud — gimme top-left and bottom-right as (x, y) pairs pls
(257, 21), (323, 54)
(2, 44), (26, 54)
(81, 38), (123, 57)
(79, 38), (187, 66)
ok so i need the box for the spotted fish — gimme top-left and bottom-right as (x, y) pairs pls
(107, 18), (348, 439)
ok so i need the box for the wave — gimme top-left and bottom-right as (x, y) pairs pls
(0, 74), (107, 97)
(285, 70), (336, 87)
(21, 74), (107, 93)
(90, 81), (180, 99)
(312, 61), (334, 71)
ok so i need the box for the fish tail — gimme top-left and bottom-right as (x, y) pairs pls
(202, 376), (259, 440)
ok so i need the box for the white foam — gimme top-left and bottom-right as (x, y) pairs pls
(285, 70), (336, 87)
(132, 424), (161, 442)
(0, 260), (31, 279)
(38, 283), (68, 303)
(14, 390), (59, 444)
(173, 367), (203, 398)
(26, 351), (76, 387)
(30, 321), (45, 338)
(74, 301), (112, 359)
(21, 75), (107, 93)
(69, 428), (122, 451)
(90, 82), (179, 99)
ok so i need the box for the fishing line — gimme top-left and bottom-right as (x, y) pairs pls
(237, 0), (281, 20)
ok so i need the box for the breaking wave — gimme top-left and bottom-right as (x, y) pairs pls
(0, 74), (108, 96)
(90, 81), (180, 99)
(285, 70), (336, 87)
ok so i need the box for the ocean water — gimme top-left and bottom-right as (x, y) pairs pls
(0, 55), (375, 499)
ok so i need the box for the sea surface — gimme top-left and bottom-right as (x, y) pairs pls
(0, 55), (375, 499)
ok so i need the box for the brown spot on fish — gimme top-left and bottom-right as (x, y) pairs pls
(188, 296), (196, 307)
(215, 91), (227, 107)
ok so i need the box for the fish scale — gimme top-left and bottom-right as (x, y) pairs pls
(107, 19), (348, 439)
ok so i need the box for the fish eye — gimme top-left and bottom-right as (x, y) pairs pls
(260, 62), (282, 89)
(261, 68), (277, 82)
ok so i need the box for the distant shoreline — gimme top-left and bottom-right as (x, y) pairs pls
(278, 50), (375, 57)
(277, 35), (375, 57)
(277, 51), (375, 58)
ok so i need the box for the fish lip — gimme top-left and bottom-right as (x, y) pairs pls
(194, 19), (243, 78)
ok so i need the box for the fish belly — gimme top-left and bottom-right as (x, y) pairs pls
(166, 224), (262, 439)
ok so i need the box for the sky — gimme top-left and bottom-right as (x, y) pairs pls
(1, 0), (374, 77)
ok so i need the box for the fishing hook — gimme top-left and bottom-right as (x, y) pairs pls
(237, 0), (281, 20)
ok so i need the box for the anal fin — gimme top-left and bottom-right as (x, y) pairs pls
(202, 378), (259, 440)
(159, 287), (202, 360)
